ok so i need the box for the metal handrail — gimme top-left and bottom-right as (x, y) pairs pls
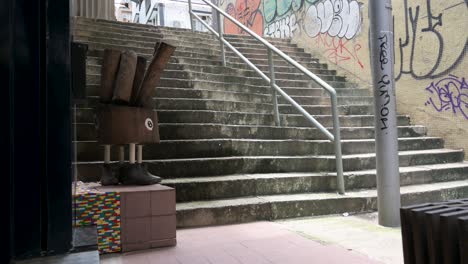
(188, 0), (345, 194)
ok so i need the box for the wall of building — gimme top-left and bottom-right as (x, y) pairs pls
(131, 0), (212, 29)
(217, 0), (468, 155)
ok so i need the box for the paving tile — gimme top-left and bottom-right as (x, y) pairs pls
(17, 251), (99, 264)
(100, 221), (381, 264)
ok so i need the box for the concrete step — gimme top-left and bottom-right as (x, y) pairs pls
(76, 36), (314, 63)
(77, 97), (374, 116)
(76, 137), (442, 162)
(86, 56), (331, 77)
(84, 86), (365, 107)
(86, 62), (339, 80)
(75, 122), (427, 141)
(74, 34), (305, 55)
(85, 48), (328, 72)
(76, 149), (464, 179)
(85, 83), (367, 100)
(175, 179), (468, 227)
(86, 67), (345, 87)
(73, 22), (292, 48)
(74, 19), (291, 45)
(81, 41), (319, 68)
(161, 69), (346, 83)
(164, 162), (468, 202)
(76, 106), (408, 126)
(156, 77), (353, 90)
(74, 29), (298, 53)
(86, 73), (353, 92)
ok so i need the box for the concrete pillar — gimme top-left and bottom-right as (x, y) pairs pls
(211, 0), (219, 33)
(72, 0), (116, 21)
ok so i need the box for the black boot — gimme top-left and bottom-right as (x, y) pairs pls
(100, 164), (119, 186)
(119, 163), (161, 185)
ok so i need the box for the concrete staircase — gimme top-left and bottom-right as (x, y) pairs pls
(72, 17), (468, 227)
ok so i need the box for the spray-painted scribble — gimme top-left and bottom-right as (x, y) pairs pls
(424, 75), (468, 119)
(395, 0), (468, 80)
(314, 33), (364, 68)
(224, 0), (264, 35)
(263, 0), (307, 23)
(264, 13), (300, 38)
(377, 34), (392, 130)
(304, 0), (362, 39)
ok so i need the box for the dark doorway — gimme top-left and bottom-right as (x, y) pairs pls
(5, 0), (73, 261)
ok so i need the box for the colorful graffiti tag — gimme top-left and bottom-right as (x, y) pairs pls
(263, 0), (309, 23)
(314, 33), (364, 68)
(224, 0), (264, 35)
(424, 75), (468, 119)
(264, 13), (300, 38)
(304, 0), (362, 39)
(222, 0), (364, 67)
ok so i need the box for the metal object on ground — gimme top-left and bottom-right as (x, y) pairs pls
(400, 199), (468, 264)
(187, 0), (345, 194)
(458, 216), (468, 264)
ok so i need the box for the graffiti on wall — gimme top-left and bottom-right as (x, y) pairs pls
(376, 34), (393, 131)
(314, 33), (364, 68)
(263, 0), (308, 24)
(395, 0), (468, 80)
(303, 0), (362, 39)
(222, 0), (365, 67)
(424, 75), (468, 119)
(264, 13), (300, 38)
(224, 0), (264, 35)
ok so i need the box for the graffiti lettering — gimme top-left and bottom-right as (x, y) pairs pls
(264, 14), (300, 38)
(424, 75), (468, 119)
(376, 32), (393, 131)
(263, 0), (311, 23)
(224, 0), (264, 35)
(304, 0), (362, 39)
(378, 34), (389, 70)
(314, 33), (364, 68)
(395, 0), (468, 80)
(378, 74), (391, 130)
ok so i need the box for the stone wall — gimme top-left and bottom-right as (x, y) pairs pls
(217, 0), (468, 155)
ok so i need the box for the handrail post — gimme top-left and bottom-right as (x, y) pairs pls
(216, 10), (226, 67)
(188, 0), (194, 31)
(331, 95), (345, 194)
(268, 49), (280, 126)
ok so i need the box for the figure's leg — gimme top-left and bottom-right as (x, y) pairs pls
(129, 143), (136, 164)
(100, 145), (119, 185)
(119, 144), (161, 185)
(104, 145), (111, 164)
(137, 144), (162, 184)
(118, 145), (125, 164)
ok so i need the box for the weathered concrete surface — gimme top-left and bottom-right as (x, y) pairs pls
(217, 0), (468, 157)
(101, 221), (380, 264)
(278, 212), (403, 264)
(74, 17), (468, 227)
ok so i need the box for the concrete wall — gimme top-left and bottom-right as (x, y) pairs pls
(217, 0), (468, 155)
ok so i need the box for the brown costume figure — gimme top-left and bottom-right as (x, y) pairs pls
(96, 43), (176, 185)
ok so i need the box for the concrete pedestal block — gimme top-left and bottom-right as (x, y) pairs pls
(96, 184), (176, 252)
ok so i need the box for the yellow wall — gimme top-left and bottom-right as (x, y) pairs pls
(218, 0), (468, 155)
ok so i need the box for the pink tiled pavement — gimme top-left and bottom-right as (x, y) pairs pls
(101, 221), (381, 264)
